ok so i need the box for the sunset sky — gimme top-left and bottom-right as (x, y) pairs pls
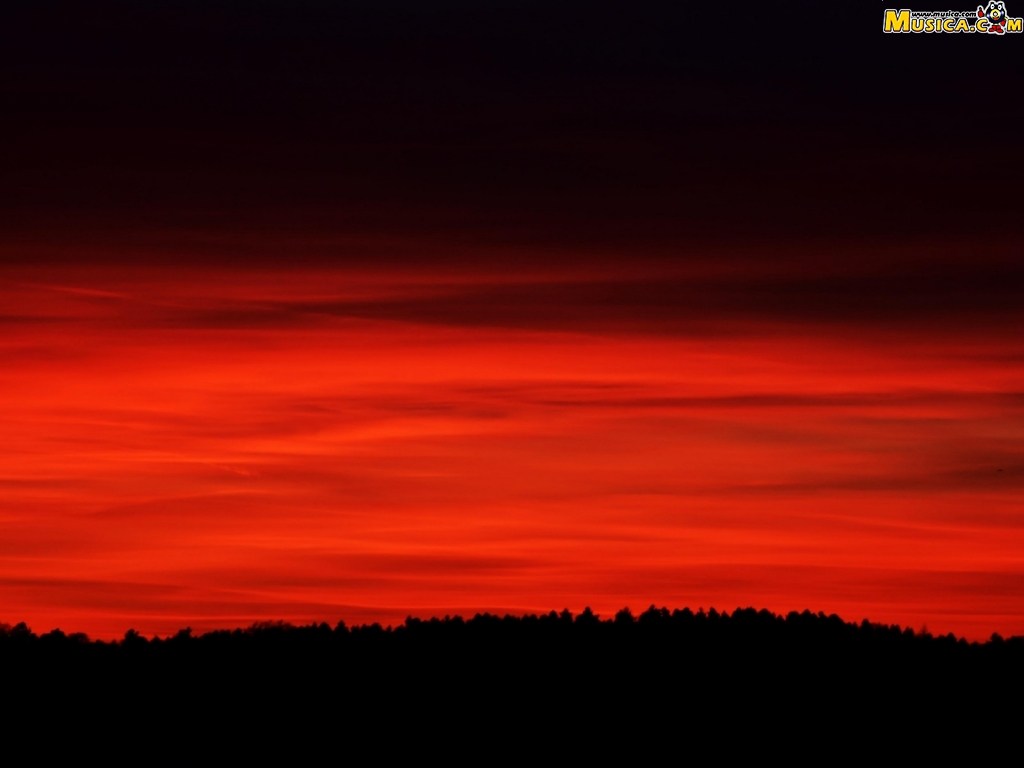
(2, 2), (1021, 639)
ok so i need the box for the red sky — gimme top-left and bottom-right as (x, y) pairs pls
(2, 240), (1022, 640)
(3, 3), (1021, 640)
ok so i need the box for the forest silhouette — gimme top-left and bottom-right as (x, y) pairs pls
(3, 606), (1022, 759)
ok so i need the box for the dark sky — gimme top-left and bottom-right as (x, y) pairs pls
(3, 1), (1019, 262)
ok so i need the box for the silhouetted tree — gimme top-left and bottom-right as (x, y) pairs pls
(614, 607), (635, 625)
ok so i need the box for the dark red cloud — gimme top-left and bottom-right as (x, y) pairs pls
(1, 263), (1022, 639)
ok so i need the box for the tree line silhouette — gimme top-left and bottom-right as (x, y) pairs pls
(4, 604), (1020, 656)
(3, 606), (1021, 761)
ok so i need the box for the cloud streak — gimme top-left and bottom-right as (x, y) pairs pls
(4, 249), (1022, 339)
(0, 260), (1022, 640)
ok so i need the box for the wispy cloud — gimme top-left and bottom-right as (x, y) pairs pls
(1, 261), (1022, 639)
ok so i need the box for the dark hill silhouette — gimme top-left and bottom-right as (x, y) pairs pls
(2, 606), (1023, 760)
